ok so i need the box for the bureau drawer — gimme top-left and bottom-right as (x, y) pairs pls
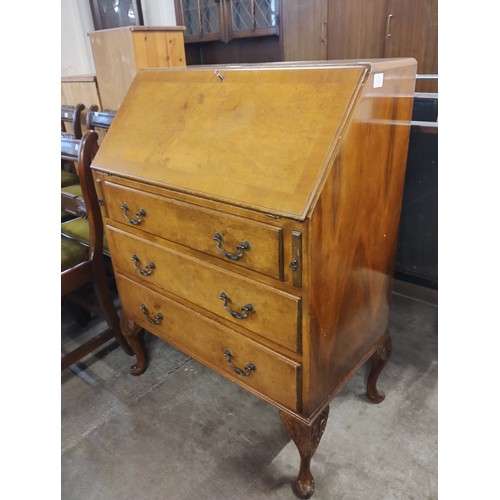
(102, 181), (284, 280)
(108, 226), (301, 352)
(117, 274), (301, 411)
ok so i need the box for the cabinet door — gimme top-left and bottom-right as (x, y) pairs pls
(327, 0), (387, 59)
(384, 0), (438, 91)
(281, 0), (327, 61)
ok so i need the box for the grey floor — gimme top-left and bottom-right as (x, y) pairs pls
(61, 279), (438, 500)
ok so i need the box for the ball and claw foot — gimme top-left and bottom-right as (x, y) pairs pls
(280, 407), (330, 499)
(367, 334), (392, 404)
(293, 462), (316, 499)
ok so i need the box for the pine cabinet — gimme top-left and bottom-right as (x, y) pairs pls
(61, 75), (102, 112)
(88, 26), (186, 110)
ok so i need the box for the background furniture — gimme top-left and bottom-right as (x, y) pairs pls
(86, 107), (117, 145)
(177, 0), (436, 90)
(91, 59), (416, 497)
(86, 107), (117, 131)
(61, 75), (102, 118)
(61, 130), (132, 370)
(281, 0), (437, 93)
(88, 26), (186, 110)
(395, 86), (438, 288)
(178, 0), (281, 65)
(61, 106), (117, 223)
(61, 103), (86, 221)
(61, 130), (84, 219)
(175, 0), (280, 43)
(61, 103), (85, 139)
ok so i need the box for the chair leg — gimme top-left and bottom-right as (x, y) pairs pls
(61, 328), (114, 370)
(92, 268), (133, 356)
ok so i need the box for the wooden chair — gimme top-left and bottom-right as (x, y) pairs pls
(61, 134), (84, 218)
(61, 104), (85, 214)
(61, 103), (85, 139)
(86, 106), (117, 145)
(61, 130), (132, 370)
(61, 132), (110, 249)
(86, 107), (117, 131)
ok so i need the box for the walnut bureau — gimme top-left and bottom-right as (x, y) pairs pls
(91, 59), (416, 498)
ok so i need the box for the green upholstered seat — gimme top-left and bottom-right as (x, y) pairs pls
(61, 169), (79, 187)
(61, 235), (88, 272)
(61, 183), (83, 197)
(61, 217), (110, 254)
(61, 210), (76, 222)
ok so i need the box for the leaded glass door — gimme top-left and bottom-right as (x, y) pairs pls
(176, 0), (280, 43)
(177, 0), (225, 42)
(228, 0), (280, 40)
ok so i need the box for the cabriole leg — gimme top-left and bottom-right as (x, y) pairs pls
(280, 407), (330, 499)
(121, 313), (146, 375)
(367, 334), (393, 403)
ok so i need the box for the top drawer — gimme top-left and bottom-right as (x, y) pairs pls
(101, 180), (284, 280)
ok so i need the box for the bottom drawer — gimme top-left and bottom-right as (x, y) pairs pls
(117, 274), (301, 412)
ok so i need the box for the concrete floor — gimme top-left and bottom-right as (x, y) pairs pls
(61, 279), (437, 500)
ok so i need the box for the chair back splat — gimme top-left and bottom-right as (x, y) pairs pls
(61, 134), (83, 218)
(61, 103), (85, 139)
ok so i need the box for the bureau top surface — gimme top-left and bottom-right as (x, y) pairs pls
(92, 62), (369, 219)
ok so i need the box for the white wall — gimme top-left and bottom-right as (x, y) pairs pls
(61, 0), (178, 77)
(61, 0), (95, 75)
(142, 0), (177, 26)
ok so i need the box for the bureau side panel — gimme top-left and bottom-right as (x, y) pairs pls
(304, 61), (416, 415)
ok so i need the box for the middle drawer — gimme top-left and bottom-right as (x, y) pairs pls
(107, 225), (301, 353)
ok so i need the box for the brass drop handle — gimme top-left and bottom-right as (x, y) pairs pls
(223, 349), (256, 377)
(132, 255), (155, 276)
(121, 203), (147, 225)
(214, 232), (250, 261)
(140, 304), (163, 325)
(219, 292), (254, 319)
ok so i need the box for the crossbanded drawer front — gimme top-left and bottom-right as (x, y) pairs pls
(117, 274), (301, 411)
(102, 181), (284, 280)
(108, 226), (301, 353)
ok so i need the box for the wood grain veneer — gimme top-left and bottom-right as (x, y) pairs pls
(92, 59), (416, 498)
